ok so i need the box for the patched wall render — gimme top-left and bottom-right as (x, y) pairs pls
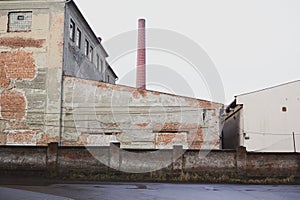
(62, 77), (223, 149)
(0, 0), (224, 149)
(0, 0), (65, 146)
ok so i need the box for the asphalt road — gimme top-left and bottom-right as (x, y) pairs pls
(1, 183), (300, 200)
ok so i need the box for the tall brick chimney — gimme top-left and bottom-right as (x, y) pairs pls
(136, 19), (146, 89)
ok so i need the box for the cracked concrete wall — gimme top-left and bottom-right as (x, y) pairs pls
(0, 0), (65, 145)
(62, 76), (223, 149)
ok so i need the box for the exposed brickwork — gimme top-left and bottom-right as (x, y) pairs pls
(188, 125), (204, 149)
(8, 122), (29, 130)
(132, 89), (147, 98)
(0, 133), (7, 145)
(69, 77), (223, 110)
(0, 90), (26, 121)
(137, 123), (149, 128)
(0, 37), (45, 49)
(156, 133), (185, 145)
(0, 65), (10, 88)
(153, 123), (204, 149)
(37, 134), (58, 146)
(0, 50), (36, 79)
(136, 19), (146, 89)
(63, 77), (222, 149)
(155, 122), (182, 132)
(6, 131), (36, 145)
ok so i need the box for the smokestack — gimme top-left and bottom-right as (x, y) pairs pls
(136, 19), (146, 89)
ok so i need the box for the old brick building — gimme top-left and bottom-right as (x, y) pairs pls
(0, 0), (223, 149)
(0, 0), (116, 145)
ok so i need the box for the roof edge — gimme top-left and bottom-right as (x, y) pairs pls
(68, 0), (108, 57)
(63, 76), (224, 107)
(236, 79), (300, 97)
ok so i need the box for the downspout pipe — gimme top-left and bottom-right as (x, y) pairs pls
(58, 0), (71, 146)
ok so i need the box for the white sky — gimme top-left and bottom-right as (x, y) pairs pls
(75, 0), (300, 104)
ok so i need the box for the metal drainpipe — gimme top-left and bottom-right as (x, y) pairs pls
(58, 0), (70, 146)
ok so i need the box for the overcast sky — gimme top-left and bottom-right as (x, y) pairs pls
(75, 0), (300, 104)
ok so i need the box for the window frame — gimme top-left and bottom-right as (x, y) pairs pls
(69, 19), (75, 41)
(75, 28), (81, 48)
(8, 11), (32, 32)
(84, 39), (89, 57)
(96, 54), (100, 70)
(89, 46), (94, 62)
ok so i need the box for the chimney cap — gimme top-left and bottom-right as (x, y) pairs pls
(138, 19), (146, 26)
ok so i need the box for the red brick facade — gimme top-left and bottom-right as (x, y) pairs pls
(0, 50), (36, 80)
(0, 90), (26, 121)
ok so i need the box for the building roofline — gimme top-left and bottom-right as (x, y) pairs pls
(225, 104), (243, 121)
(105, 61), (118, 80)
(67, 0), (108, 57)
(235, 79), (300, 98)
(63, 76), (224, 107)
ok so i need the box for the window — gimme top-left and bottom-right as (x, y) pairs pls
(8, 11), (32, 32)
(75, 28), (81, 48)
(69, 19), (75, 41)
(107, 75), (110, 83)
(84, 39), (89, 56)
(96, 54), (100, 70)
(282, 106), (287, 112)
(100, 60), (103, 72)
(90, 46), (94, 62)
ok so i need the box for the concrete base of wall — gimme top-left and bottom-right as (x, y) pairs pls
(0, 144), (299, 184)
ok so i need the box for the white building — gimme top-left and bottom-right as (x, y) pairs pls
(222, 80), (300, 152)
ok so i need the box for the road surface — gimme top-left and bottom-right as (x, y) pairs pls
(1, 183), (299, 200)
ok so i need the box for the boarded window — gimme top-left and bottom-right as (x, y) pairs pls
(8, 12), (32, 32)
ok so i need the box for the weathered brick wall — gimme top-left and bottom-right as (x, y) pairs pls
(58, 146), (109, 172)
(62, 76), (223, 149)
(183, 150), (236, 172)
(0, 146), (47, 170)
(0, 1), (65, 145)
(0, 144), (299, 182)
(246, 153), (299, 177)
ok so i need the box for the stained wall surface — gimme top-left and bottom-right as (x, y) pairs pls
(62, 76), (223, 149)
(0, 0), (65, 145)
(63, 2), (117, 84)
(0, 145), (299, 182)
(0, 0), (222, 149)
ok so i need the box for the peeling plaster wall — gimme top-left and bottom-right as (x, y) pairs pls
(62, 77), (223, 149)
(0, 0), (65, 145)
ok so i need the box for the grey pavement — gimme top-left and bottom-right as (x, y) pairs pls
(0, 183), (299, 200)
